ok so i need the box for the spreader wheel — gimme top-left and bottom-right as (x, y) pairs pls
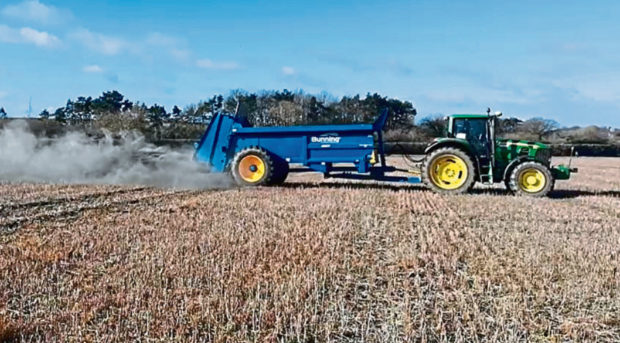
(268, 158), (289, 185)
(231, 147), (274, 186)
(422, 147), (475, 194)
(508, 161), (554, 197)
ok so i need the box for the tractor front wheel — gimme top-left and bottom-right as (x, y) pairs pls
(508, 161), (554, 197)
(231, 147), (274, 186)
(422, 147), (475, 194)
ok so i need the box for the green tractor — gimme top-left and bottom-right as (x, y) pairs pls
(422, 111), (577, 197)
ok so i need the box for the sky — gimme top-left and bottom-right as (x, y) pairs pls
(0, 0), (619, 127)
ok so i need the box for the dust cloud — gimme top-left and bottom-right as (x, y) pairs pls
(0, 120), (231, 189)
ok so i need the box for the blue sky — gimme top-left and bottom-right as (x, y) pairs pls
(0, 0), (619, 127)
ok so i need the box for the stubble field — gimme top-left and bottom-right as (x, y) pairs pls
(1, 157), (619, 342)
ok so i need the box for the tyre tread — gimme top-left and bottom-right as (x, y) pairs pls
(508, 161), (554, 197)
(422, 147), (476, 195)
(231, 147), (274, 186)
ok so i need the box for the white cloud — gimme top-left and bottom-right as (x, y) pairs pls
(145, 33), (191, 61)
(71, 28), (126, 55)
(83, 65), (103, 73)
(0, 91), (7, 99)
(0, 24), (59, 47)
(19, 27), (59, 46)
(170, 48), (190, 60)
(422, 82), (541, 106)
(72, 29), (191, 60)
(281, 66), (295, 75)
(553, 74), (620, 103)
(0, 25), (20, 43)
(2, 0), (70, 24)
(196, 59), (239, 70)
(146, 32), (178, 46)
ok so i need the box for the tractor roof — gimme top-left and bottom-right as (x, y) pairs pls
(449, 114), (492, 119)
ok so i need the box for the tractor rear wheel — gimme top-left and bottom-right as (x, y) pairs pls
(508, 161), (554, 197)
(231, 147), (274, 186)
(422, 147), (475, 194)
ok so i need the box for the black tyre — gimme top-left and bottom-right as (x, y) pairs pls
(231, 147), (274, 186)
(422, 147), (476, 194)
(268, 158), (289, 185)
(508, 161), (554, 197)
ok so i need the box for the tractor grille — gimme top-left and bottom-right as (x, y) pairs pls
(537, 149), (551, 164)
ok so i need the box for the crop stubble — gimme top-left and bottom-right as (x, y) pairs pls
(0, 157), (618, 342)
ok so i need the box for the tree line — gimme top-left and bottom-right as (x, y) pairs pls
(1, 89), (615, 144)
(37, 89), (416, 132)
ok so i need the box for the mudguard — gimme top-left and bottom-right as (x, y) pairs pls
(424, 138), (473, 155)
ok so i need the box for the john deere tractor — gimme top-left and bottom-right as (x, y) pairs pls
(422, 111), (577, 197)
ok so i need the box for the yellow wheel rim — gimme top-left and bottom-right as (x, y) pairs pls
(429, 154), (468, 190)
(238, 155), (266, 183)
(519, 168), (546, 193)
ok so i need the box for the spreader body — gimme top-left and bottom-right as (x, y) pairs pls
(194, 110), (421, 184)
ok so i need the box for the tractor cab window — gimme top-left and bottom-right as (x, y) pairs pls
(453, 119), (488, 143)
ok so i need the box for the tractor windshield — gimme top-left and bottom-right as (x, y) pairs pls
(453, 118), (490, 159)
(453, 118), (488, 142)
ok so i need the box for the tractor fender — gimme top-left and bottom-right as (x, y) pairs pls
(502, 156), (538, 182)
(425, 138), (474, 157)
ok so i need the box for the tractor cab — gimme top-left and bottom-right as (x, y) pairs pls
(446, 113), (498, 161)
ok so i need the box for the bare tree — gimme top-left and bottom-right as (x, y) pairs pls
(268, 100), (303, 126)
(568, 126), (610, 143)
(519, 118), (559, 140)
(498, 117), (523, 134)
(419, 114), (447, 137)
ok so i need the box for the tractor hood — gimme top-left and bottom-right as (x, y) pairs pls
(496, 139), (548, 150)
(496, 139), (551, 164)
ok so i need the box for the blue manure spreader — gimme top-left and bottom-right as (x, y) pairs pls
(194, 109), (420, 187)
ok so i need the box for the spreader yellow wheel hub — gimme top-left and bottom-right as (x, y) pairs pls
(519, 168), (546, 193)
(429, 154), (468, 190)
(238, 155), (266, 183)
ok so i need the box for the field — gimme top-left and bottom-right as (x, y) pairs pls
(1, 157), (619, 342)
